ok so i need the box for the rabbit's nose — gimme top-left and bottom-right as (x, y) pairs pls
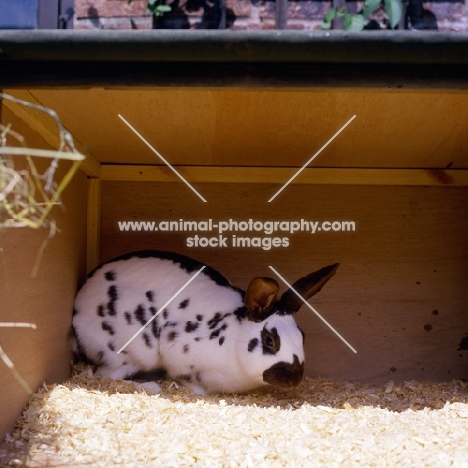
(262, 354), (304, 389)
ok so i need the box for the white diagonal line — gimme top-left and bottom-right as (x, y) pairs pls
(117, 266), (206, 354)
(0, 322), (37, 329)
(268, 115), (357, 203)
(268, 266), (357, 354)
(118, 114), (207, 203)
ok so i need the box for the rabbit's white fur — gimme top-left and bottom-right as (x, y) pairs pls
(72, 251), (337, 394)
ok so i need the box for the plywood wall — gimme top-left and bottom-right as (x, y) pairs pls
(101, 180), (468, 384)
(19, 87), (468, 169)
(0, 108), (88, 440)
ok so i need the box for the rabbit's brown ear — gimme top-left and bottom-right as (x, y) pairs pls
(244, 277), (279, 322)
(279, 263), (339, 314)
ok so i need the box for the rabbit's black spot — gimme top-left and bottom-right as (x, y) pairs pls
(208, 312), (221, 329)
(168, 331), (178, 341)
(132, 369), (167, 381)
(196, 314), (203, 322)
(248, 338), (259, 352)
(101, 321), (115, 335)
(107, 285), (118, 316)
(219, 336), (225, 346)
(104, 270), (116, 281)
(142, 332), (152, 348)
(163, 310), (168, 320)
(179, 299), (190, 309)
(210, 328), (222, 340)
(177, 374), (192, 383)
(194, 337), (203, 342)
(97, 304), (105, 317)
(183, 344), (189, 353)
(195, 372), (202, 382)
(185, 321), (199, 333)
(107, 285), (118, 300)
(108, 342), (115, 352)
(145, 290), (155, 302)
(210, 323), (228, 340)
(124, 311), (132, 325)
(120, 350), (128, 355)
(234, 306), (247, 322)
(151, 317), (160, 339)
(208, 312), (231, 330)
(134, 305), (147, 325)
(107, 303), (116, 316)
(149, 306), (157, 316)
(261, 326), (281, 355)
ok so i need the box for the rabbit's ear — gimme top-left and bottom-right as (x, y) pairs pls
(244, 277), (279, 322)
(279, 263), (339, 314)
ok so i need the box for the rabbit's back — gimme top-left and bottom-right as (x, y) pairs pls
(72, 251), (243, 380)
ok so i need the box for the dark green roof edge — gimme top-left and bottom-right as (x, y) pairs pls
(1, 30), (468, 88)
(1, 30), (468, 65)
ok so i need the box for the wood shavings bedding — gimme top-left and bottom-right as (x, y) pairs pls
(1, 365), (467, 468)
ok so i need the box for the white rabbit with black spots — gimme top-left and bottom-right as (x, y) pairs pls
(71, 250), (339, 395)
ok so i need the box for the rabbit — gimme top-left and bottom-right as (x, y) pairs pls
(70, 250), (339, 395)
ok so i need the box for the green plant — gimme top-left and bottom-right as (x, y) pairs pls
(128, 0), (171, 17)
(322, 0), (403, 31)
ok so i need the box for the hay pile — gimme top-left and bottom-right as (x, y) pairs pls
(1, 366), (467, 467)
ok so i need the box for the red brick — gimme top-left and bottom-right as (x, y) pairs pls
(226, 0), (251, 17)
(74, 0), (468, 31)
(75, 0), (148, 19)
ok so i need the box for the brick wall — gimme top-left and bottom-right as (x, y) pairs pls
(74, 0), (468, 31)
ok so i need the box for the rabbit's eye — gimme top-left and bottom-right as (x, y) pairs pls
(261, 326), (281, 355)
